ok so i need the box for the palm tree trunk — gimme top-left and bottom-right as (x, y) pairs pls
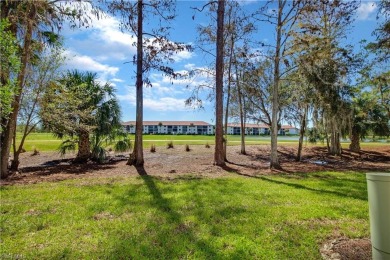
(349, 126), (360, 153)
(127, 0), (144, 167)
(75, 130), (91, 163)
(214, 0), (225, 166)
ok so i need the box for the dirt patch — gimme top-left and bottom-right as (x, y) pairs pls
(321, 237), (372, 260)
(1, 145), (389, 185)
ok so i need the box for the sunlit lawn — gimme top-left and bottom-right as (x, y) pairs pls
(0, 171), (370, 259)
(15, 132), (389, 152)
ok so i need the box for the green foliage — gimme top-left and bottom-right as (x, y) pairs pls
(58, 139), (77, 156)
(41, 70), (122, 161)
(114, 137), (132, 153)
(307, 128), (324, 144)
(0, 172), (371, 259)
(0, 19), (20, 131)
(91, 145), (107, 164)
(352, 87), (390, 139)
(369, 0), (390, 61)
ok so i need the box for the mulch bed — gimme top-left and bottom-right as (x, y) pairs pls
(321, 237), (372, 260)
(1, 144), (388, 185)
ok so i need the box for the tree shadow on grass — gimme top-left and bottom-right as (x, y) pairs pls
(223, 165), (368, 201)
(258, 176), (368, 201)
(110, 165), (218, 259)
(222, 163), (293, 174)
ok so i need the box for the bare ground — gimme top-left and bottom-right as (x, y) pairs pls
(2, 144), (389, 185)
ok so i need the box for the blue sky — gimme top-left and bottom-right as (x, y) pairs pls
(62, 1), (380, 124)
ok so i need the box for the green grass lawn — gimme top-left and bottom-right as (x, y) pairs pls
(1, 171), (370, 259)
(15, 132), (390, 152)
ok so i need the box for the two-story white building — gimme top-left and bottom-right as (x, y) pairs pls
(122, 121), (298, 135)
(226, 123), (299, 135)
(122, 121), (214, 135)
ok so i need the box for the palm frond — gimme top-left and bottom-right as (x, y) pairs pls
(114, 137), (132, 152)
(91, 145), (107, 163)
(58, 139), (77, 156)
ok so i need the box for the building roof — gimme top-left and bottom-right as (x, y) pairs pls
(122, 121), (212, 126)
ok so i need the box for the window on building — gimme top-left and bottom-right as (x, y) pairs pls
(148, 125), (157, 133)
(197, 126), (208, 135)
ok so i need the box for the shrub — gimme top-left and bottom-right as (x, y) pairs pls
(167, 141), (174, 149)
(31, 148), (40, 156)
(150, 144), (156, 153)
(185, 144), (190, 152)
(113, 136), (132, 153)
(205, 143), (210, 148)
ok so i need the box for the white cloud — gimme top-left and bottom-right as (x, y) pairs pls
(63, 50), (119, 83)
(237, 0), (257, 6)
(112, 78), (125, 83)
(60, 1), (137, 62)
(144, 97), (188, 111)
(172, 49), (194, 62)
(357, 2), (377, 20)
(184, 63), (196, 70)
(117, 86), (189, 111)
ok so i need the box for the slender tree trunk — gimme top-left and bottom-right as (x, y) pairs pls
(239, 118), (246, 154)
(223, 32), (234, 162)
(330, 125), (336, 155)
(214, 0), (225, 166)
(10, 125), (34, 171)
(349, 125), (360, 153)
(270, 0), (283, 169)
(325, 133), (330, 153)
(75, 130), (91, 163)
(11, 90), (40, 171)
(336, 131), (342, 155)
(236, 61), (246, 155)
(296, 105), (308, 161)
(127, 0), (144, 166)
(223, 87), (230, 162)
(1, 5), (35, 179)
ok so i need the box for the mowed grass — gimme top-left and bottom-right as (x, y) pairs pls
(15, 132), (389, 152)
(1, 171), (370, 259)
(14, 133), (64, 151)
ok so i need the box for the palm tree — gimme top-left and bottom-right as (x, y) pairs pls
(41, 70), (126, 162)
(350, 92), (390, 152)
(0, 0), (101, 178)
(91, 96), (131, 163)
